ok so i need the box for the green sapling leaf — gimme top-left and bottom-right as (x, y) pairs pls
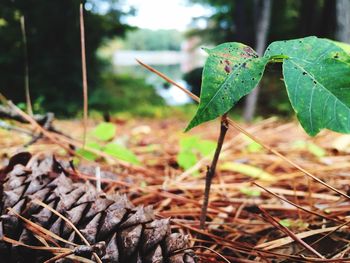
(103, 143), (140, 165)
(92, 122), (116, 141)
(177, 136), (216, 171)
(185, 43), (269, 131)
(265, 36), (350, 136)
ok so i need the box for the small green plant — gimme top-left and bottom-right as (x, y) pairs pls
(177, 136), (216, 172)
(76, 122), (140, 165)
(186, 36), (350, 228)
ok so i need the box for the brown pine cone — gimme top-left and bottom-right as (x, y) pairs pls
(0, 152), (196, 263)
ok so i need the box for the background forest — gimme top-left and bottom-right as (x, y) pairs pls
(0, 0), (349, 118)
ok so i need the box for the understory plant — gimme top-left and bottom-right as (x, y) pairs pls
(185, 36), (350, 229)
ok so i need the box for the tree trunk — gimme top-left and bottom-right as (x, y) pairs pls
(234, 0), (249, 43)
(336, 0), (350, 43)
(243, 0), (272, 122)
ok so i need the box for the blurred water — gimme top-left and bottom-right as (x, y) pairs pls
(114, 63), (192, 105)
(113, 50), (205, 105)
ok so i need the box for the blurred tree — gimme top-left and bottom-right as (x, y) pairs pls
(0, 0), (132, 115)
(336, 0), (350, 43)
(188, 0), (337, 47)
(243, 0), (272, 122)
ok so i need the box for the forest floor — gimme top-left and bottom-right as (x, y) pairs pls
(2, 116), (350, 262)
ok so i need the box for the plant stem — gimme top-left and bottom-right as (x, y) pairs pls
(200, 114), (229, 229)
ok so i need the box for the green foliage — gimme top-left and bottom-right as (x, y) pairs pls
(185, 43), (268, 131)
(279, 219), (309, 230)
(333, 41), (350, 54)
(187, 0), (336, 46)
(76, 122), (139, 165)
(244, 137), (263, 153)
(104, 142), (140, 165)
(240, 187), (261, 197)
(0, 0), (132, 115)
(123, 29), (183, 51)
(89, 73), (165, 115)
(76, 141), (101, 161)
(177, 136), (216, 171)
(187, 36), (350, 137)
(265, 37), (350, 136)
(92, 122), (116, 141)
(291, 140), (326, 158)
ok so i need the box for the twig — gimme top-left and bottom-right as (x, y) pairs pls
(200, 114), (229, 229)
(20, 15), (33, 116)
(24, 112), (55, 146)
(80, 3), (88, 147)
(0, 104), (49, 126)
(0, 120), (33, 135)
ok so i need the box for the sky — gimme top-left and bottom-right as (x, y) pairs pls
(122, 0), (212, 31)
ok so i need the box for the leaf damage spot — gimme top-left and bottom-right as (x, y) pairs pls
(242, 46), (258, 58)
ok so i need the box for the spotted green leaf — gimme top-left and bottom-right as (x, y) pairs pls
(265, 36), (350, 136)
(333, 40), (350, 54)
(185, 43), (269, 131)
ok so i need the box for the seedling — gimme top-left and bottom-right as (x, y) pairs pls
(184, 36), (350, 228)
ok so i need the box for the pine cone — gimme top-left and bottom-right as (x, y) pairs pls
(0, 153), (196, 263)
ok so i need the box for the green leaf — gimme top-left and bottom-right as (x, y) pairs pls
(186, 43), (269, 131)
(332, 40), (350, 54)
(240, 187), (261, 197)
(180, 136), (200, 150)
(196, 140), (217, 156)
(265, 36), (350, 136)
(177, 136), (216, 171)
(76, 141), (102, 161)
(244, 137), (263, 153)
(220, 162), (276, 182)
(103, 143), (140, 165)
(279, 219), (292, 228)
(92, 122), (116, 141)
(279, 219), (308, 229)
(292, 140), (326, 157)
(177, 151), (198, 171)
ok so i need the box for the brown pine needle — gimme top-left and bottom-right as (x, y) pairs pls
(2, 236), (70, 253)
(44, 251), (75, 263)
(258, 207), (324, 259)
(189, 245), (231, 263)
(32, 199), (102, 263)
(7, 207), (77, 247)
(253, 182), (341, 223)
